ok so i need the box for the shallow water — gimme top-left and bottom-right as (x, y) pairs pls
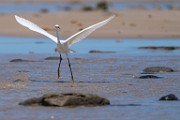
(0, 37), (180, 120)
(0, 37), (180, 55)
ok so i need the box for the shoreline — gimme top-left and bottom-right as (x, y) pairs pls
(0, 0), (176, 3)
(1, 10), (180, 38)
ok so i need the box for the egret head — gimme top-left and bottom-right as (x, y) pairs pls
(55, 24), (60, 29)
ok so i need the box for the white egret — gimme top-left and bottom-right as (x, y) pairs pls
(15, 15), (115, 82)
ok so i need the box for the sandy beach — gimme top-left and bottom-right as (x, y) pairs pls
(0, 0), (180, 38)
(0, 10), (180, 38)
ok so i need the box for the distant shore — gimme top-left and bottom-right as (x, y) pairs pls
(1, 10), (180, 38)
(0, 0), (176, 3)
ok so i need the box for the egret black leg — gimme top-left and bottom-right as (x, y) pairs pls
(58, 53), (62, 79)
(66, 54), (74, 82)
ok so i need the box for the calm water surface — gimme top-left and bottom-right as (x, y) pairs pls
(0, 36), (179, 56)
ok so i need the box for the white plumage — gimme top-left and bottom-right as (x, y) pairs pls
(15, 15), (114, 52)
(15, 15), (115, 81)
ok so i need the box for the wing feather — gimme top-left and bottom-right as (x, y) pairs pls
(64, 15), (115, 47)
(15, 15), (58, 43)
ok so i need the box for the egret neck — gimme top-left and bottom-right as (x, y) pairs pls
(55, 24), (65, 53)
(55, 24), (61, 44)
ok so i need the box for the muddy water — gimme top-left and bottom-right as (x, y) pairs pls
(0, 38), (180, 120)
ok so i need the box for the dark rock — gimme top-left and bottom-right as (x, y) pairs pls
(19, 93), (110, 107)
(139, 75), (161, 79)
(19, 97), (43, 106)
(89, 50), (116, 54)
(44, 57), (60, 60)
(159, 94), (179, 101)
(96, 1), (108, 11)
(143, 67), (174, 73)
(139, 46), (180, 51)
(10, 59), (35, 62)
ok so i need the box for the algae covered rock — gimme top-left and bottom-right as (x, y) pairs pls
(19, 93), (110, 107)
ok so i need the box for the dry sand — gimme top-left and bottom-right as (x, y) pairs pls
(1, 10), (180, 38)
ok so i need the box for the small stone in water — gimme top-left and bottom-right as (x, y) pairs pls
(10, 59), (33, 62)
(143, 66), (174, 73)
(159, 94), (179, 101)
(139, 75), (161, 79)
(44, 57), (60, 60)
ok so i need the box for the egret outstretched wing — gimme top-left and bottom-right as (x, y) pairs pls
(15, 15), (58, 43)
(64, 15), (115, 47)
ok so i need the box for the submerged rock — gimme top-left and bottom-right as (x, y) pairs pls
(14, 72), (29, 82)
(10, 59), (38, 62)
(159, 94), (179, 101)
(139, 46), (180, 50)
(143, 67), (174, 73)
(139, 75), (161, 79)
(19, 93), (110, 107)
(44, 57), (60, 60)
(89, 50), (116, 54)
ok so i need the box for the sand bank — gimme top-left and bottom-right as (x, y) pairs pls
(0, 10), (180, 38)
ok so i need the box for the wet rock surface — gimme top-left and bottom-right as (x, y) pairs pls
(143, 66), (174, 73)
(159, 94), (179, 101)
(139, 46), (180, 50)
(138, 75), (161, 79)
(89, 50), (116, 54)
(19, 93), (110, 107)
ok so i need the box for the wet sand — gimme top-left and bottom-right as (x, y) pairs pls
(0, 52), (180, 119)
